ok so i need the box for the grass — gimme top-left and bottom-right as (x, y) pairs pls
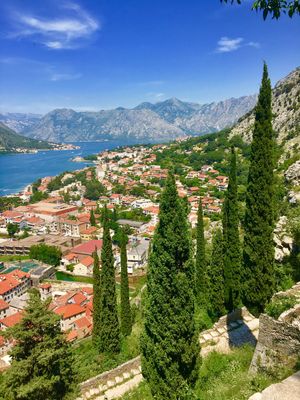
(121, 345), (295, 400)
(72, 312), (142, 383)
(0, 255), (30, 262)
(55, 271), (94, 284)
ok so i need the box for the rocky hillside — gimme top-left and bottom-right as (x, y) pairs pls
(19, 95), (257, 143)
(231, 67), (300, 156)
(0, 122), (52, 152)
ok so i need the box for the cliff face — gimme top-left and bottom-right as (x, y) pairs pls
(230, 67), (300, 157)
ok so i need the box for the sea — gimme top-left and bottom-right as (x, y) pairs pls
(0, 140), (142, 196)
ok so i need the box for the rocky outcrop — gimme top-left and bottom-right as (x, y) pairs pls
(248, 371), (300, 400)
(250, 295), (300, 374)
(274, 216), (293, 262)
(285, 160), (300, 186)
(230, 67), (300, 157)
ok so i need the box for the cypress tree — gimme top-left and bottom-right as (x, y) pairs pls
(90, 209), (96, 226)
(195, 198), (207, 306)
(120, 230), (132, 336)
(1, 291), (75, 400)
(141, 172), (199, 400)
(222, 146), (241, 311)
(208, 228), (226, 318)
(243, 63), (276, 315)
(98, 206), (120, 353)
(92, 249), (101, 347)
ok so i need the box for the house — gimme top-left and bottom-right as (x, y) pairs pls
(0, 270), (31, 303)
(39, 283), (52, 300)
(81, 226), (98, 241)
(71, 240), (103, 260)
(73, 256), (94, 276)
(126, 238), (150, 274)
(0, 311), (23, 330)
(0, 299), (10, 319)
(54, 304), (86, 331)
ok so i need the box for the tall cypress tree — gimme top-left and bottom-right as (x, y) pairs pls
(195, 198), (207, 306)
(243, 63), (276, 315)
(208, 228), (226, 318)
(98, 206), (120, 353)
(222, 146), (241, 311)
(92, 249), (101, 347)
(90, 209), (96, 226)
(141, 172), (199, 400)
(120, 230), (132, 336)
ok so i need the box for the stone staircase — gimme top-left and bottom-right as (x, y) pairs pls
(200, 307), (259, 356)
(76, 357), (142, 400)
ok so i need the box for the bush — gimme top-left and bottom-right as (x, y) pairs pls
(265, 295), (297, 319)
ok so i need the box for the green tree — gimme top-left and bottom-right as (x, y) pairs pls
(90, 209), (96, 226)
(7, 222), (19, 238)
(98, 206), (120, 353)
(222, 147), (241, 311)
(120, 231), (132, 336)
(0, 291), (75, 400)
(141, 172), (199, 400)
(221, 0), (300, 19)
(195, 198), (208, 306)
(208, 229), (226, 318)
(243, 63), (276, 315)
(92, 250), (101, 347)
(29, 244), (61, 266)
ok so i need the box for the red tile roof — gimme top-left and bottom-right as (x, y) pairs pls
(54, 304), (86, 319)
(0, 299), (9, 310)
(0, 311), (23, 328)
(72, 240), (103, 256)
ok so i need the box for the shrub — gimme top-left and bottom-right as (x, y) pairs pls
(265, 295), (298, 319)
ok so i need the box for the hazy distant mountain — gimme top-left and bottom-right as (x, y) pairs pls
(0, 113), (42, 133)
(12, 94), (256, 143)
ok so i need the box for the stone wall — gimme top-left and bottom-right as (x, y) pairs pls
(250, 313), (300, 373)
(78, 356), (141, 399)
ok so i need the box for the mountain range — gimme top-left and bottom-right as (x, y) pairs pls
(0, 95), (257, 143)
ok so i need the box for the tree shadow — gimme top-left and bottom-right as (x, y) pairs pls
(226, 308), (257, 349)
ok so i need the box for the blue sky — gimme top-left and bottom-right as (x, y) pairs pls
(0, 0), (299, 114)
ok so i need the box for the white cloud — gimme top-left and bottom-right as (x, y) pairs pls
(9, 2), (99, 50)
(216, 37), (261, 53)
(50, 73), (82, 81)
(216, 37), (244, 53)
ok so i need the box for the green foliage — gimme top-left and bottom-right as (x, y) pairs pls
(122, 345), (294, 400)
(221, 0), (300, 19)
(85, 179), (106, 200)
(195, 199), (208, 306)
(223, 147), (241, 311)
(0, 196), (23, 213)
(98, 206), (120, 353)
(243, 63), (276, 315)
(29, 190), (49, 203)
(120, 231), (132, 336)
(29, 243), (62, 266)
(0, 292), (76, 400)
(141, 172), (199, 399)
(92, 250), (101, 347)
(207, 229), (226, 319)
(7, 222), (19, 238)
(265, 295), (298, 319)
(90, 209), (96, 226)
